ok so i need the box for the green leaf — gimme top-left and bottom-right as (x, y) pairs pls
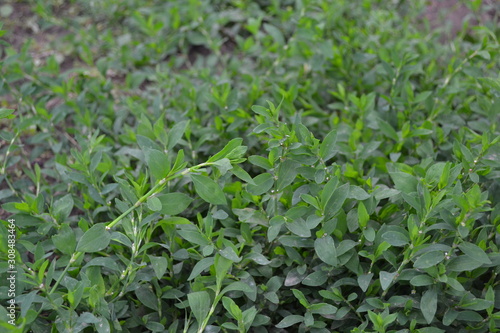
(363, 227), (376, 242)
(212, 158), (233, 175)
(157, 192), (192, 215)
(314, 235), (338, 266)
(242, 306), (258, 331)
(0, 108), (14, 119)
(215, 254), (233, 288)
(358, 273), (373, 292)
(247, 173), (274, 195)
(378, 118), (399, 141)
(302, 271), (328, 286)
(425, 162), (447, 186)
(319, 129), (338, 162)
(145, 148), (169, 180)
(414, 251), (445, 269)
(379, 271), (397, 290)
(285, 219), (311, 237)
(309, 303), (338, 315)
(135, 286), (158, 310)
(221, 281), (254, 295)
(421, 288), (438, 324)
(348, 186), (370, 200)
(219, 246), (242, 263)
(188, 291), (211, 324)
(389, 172), (418, 194)
(324, 183), (349, 219)
(188, 257), (215, 281)
(76, 224), (110, 253)
(207, 138), (243, 163)
(148, 255), (168, 279)
(167, 120), (189, 150)
(222, 297), (242, 320)
(458, 242), (492, 264)
(251, 105), (272, 118)
(292, 289), (310, 308)
(277, 160), (299, 191)
(276, 315), (303, 328)
(53, 194), (74, 222)
(191, 174), (226, 205)
(381, 231), (409, 247)
(52, 223), (76, 255)
(410, 275), (434, 287)
(177, 227), (209, 247)
(321, 176), (339, 205)
(446, 255), (483, 272)
(147, 196), (162, 211)
(263, 23), (285, 45)
(446, 277), (465, 291)
(231, 165), (256, 185)
(358, 202), (369, 229)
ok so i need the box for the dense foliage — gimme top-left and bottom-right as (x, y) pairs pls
(1, 0), (499, 332)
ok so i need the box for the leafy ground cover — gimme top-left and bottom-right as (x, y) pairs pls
(1, 0), (500, 332)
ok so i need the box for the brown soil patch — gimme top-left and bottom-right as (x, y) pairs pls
(424, 0), (498, 39)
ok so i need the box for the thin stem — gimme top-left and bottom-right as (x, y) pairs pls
(49, 252), (83, 295)
(106, 162), (212, 230)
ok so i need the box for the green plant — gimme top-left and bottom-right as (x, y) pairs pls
(1, 0), (499, 332)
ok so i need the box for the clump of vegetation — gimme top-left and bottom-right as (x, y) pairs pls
(1, 0), (499, 332)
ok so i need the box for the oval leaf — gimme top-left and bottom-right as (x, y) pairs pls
(191, 174), (226, 205)
(76, 224), (110, 253)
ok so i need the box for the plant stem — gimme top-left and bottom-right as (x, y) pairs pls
(197, 290), (220, 333)
(106, 162), (211, 230)
(49, 252), (83, 295)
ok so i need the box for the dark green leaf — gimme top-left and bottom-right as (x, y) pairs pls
(188, 257), (214, 281)
(157, 192), (192, 215)
(76, 224), (110, 253)
(207, 138), (244, 163)
(358, 273), (373, 292)
(276, 160), (299, 191)
(276, 315), (303, 328)
(191, 174), (226, 205)
(147, 196), (162, 211)
(458, 242), (492, 264)
(379, 271), (397, 290)
(314, 235), (338, 266)
(414, 251), (445, 269)
(135, 286), (158, 310)
(319, 129), (338, 162)
(52, 223), (76, 255)
(167, 120), (189, 150)
(324, 183), (349, 219)
(421, 288), (438, 324)
(145, 148), (169, 180)
(148, 255), (168, 279)
(188, 291), (211, 324)
(247, 173), (274, 196)
(381, 231), (409, 247)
